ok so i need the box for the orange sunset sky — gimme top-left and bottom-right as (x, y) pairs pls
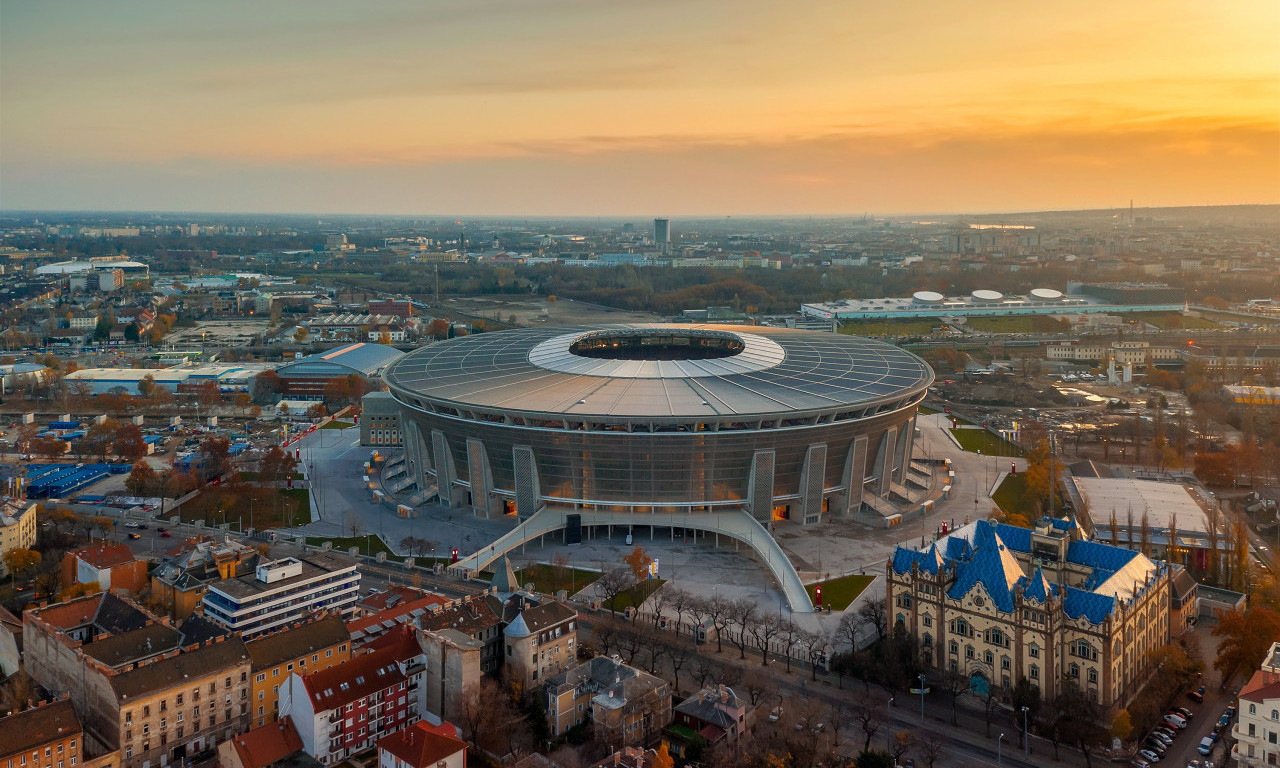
(1, 0), (1277, 215)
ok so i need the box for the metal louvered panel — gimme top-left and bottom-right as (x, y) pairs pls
(748, 449), (776, 522)
(801, 443), (827, 524)
(513, 445), (539, 520)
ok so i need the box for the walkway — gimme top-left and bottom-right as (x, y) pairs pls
(449, 505), (816, 613)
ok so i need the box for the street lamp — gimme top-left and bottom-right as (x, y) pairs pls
(1022, 706), (1030, 755)
(918, 674), (927, 724)
(997, 733), (1005, 768)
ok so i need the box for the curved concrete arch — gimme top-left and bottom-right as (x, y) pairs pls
(449, 506), (815, 613)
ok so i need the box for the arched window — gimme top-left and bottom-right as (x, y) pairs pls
(923, 633), (933, 647)
(950, 641), (959, 655)
(1029, 643), (1039, 659)
(1001, 656), (1011, 670)
(1070, 663), (1080, 679)
(1030, 664), (1039, 680)
(984, 651), (994, 665)
(966, 646), (975, 659)
(1272, 709), (1278, 721)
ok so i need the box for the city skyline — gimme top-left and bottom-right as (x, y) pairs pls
(1, 0), (1277, 216)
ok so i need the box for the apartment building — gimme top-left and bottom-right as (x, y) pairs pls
(279, 631), (424, 765)
(888, 517), (1170, 709)
(376, 722), (465, 768)
(0, 700), (87, 768)
(0, 498), (38, 570)
(246, 615), (351, 728)
(1234, 642), (1280, 768)
(502, 598), (578, 689)
(202, 554), (359, 638)
(23, 593), (252, 768)
(416, 594), (503, 675)
(150, 537), (258, 620)
(60, 544), (148, 596)
(1045, 340), (1180, 365)
(544, 655), (671, 745)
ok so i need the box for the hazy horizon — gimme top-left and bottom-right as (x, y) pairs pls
(3, 1), (1277, 216)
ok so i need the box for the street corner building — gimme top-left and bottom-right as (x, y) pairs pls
(383, 324), (934, 612)
(887, 516), (1172, 711)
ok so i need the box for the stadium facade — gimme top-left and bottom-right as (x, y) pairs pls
(384, 324), (934, 611)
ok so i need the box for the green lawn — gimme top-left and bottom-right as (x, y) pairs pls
(917, 404), (941, 415)
(177, 486), (310, 529)
(805, 573), (874, 611)
(965, 315), (1069, 334)
(610, 579), (667, 611)
(839, 318), (941, 337)
(949, 428), (1025, 456)
(992, 473), (1030, 516)
(511, 563), (600, 595)
(320, 420), (354, 430)
(305, 533), (405, 560)
(1120, 311), (1221, 330)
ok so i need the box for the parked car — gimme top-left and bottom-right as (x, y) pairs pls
(1198, 737), (1214, 756)
(1173, 707), (1194, 720)
(160, 531), (171, 538)
(124, 521), (139, 529)
(1143, 741), (1168, 755)
(1225, 706), (1237, 719)
(137, 524), (148, 529)
(1131, 760), (1151, 768)
(1218, 713), (1231, 728)
(1138, 749), (1163, 763)
(769, 708), (782, 723)
(1163, 714), (1187, 729)
(1153, 725), (1179, 738)
(1188, 687), (1205, 702)
(1149, 732), (1174, 746)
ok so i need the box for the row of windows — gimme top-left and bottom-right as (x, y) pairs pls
(5, 740), (77, 768)
(254, 648), (343, 682)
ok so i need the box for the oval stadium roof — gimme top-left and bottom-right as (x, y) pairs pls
(384, 324), (934, 420)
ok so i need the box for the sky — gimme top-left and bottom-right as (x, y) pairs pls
(2, 0), (1277, 216)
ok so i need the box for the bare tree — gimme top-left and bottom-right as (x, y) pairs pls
(851, 701), (885, 752)
(919, 733), (946, 768)
(706, 596), (731, 653)
(668, 644), (693, 696)
(858, 597), (888, 641)
(749, 613), (783, 666)
(726, 598), (758, 660)
(648, 584), (672, 630)
(687, 594), (714, 647)
(826, 701), (849, 749)
(836, 610), (861, 653)
(890, 729), (917, 765)
(595, 567), (634, 614)
(739, 667), (771, 707)
(693, 658), (718, 690)
(593, 621), (617, 657)
(798, 629), (830, 681)
(668, 587), (693, 637)
(777, 616), (799, 672)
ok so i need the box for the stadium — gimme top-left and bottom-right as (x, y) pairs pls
(383, 324), (933, 610)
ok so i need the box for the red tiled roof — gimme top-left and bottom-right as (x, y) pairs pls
(74, 543), (136, 570)
(348, 594), (448, 637)
(377, 721), (466, 768)
(230, 717), (304, 768)
(1239, 668), (1280, 703)
(301, 643), (407, 711)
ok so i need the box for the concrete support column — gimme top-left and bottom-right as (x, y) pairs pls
(837, 435), (870, 516)
(512, 445), (541, 521)
(747, 449), (777, 523)
(432, 429), (464, 507)
(466, 438), (500, 518)
(799, 443), (827, 525)
(895, 415), (915, 484)
(876, 427), (898, 497)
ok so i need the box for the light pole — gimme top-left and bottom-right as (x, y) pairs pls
(918, 673), (927, 724)
(1022, 706), (1030, 755)
(998, 733), (1005, 768)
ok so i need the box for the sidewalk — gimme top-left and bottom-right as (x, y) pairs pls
(585, 610), (1097, 768)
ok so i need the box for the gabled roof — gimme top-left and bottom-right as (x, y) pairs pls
(1019, 567), (1053, 603)
(299, 643), (408, 712)
(229, 717), (306, 768)
(945, 521), (1025, 613)
(71, 543), (136, 570)
(247, 614), (349, 670)
(0, 700), (80, 757)
(376, 721), (467, 768)
(109, 637), (249, 700)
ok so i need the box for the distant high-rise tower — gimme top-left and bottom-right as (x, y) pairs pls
(654, 218), (670, 245)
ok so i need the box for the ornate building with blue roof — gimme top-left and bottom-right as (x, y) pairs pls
(887, 515), (1171, 711)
